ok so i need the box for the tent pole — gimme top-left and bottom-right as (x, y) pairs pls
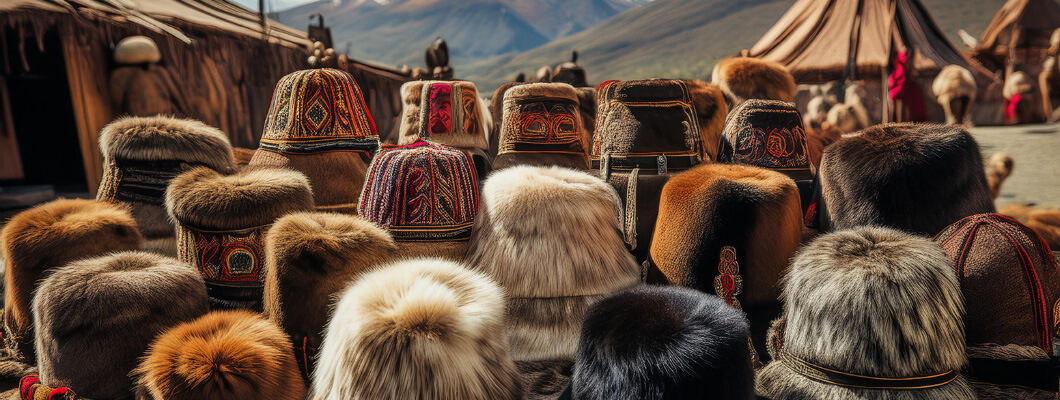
(881, 68), (889, 124)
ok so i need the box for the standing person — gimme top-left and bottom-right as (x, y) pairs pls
(888, 48), (928, 122)
(108, 36), (185, 117)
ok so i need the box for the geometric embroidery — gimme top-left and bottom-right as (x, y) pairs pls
(261, 68), (378, 153)
(500, 98), (583, 155)
(176, 224), (269, 285)
(427, 83), (453, 136)
(714, 246), (744, 309)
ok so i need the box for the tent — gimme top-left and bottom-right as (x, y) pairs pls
(974, 0), (1060, 72)
(747, 0), (995, 85)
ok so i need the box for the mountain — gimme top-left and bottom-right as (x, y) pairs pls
(460, 0), (1008, 93)
(275, 0), (645, 68)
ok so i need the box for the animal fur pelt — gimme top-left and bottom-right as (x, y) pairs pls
(1, 199), (141, 364)
(825, 102), (870, 134)
(757, 227), (974, 399)
(0, 348), (36, 394)
(165, 167), (314, 231)
(984, 152), (1013, 199)
(98, 115), (235, 172)
(310, 258), (523, 400)
(933, 65), (977, 125)
(263, 212), (398, 381)
(33, 251), (208, 399)
(1000, 204), (1060, 250)
(712, 57), (797, 108)
(805, 123), (843, 169)
(397, 80), (490, 151)
(136, 310), (304, 400)
(517, 360), (571, 400)
(569, 286), (754, 400)
(818, 123), (996, 235)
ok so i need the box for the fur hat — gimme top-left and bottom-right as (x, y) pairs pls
(33, 251), (209, 399)
(263, 212), (398, 382)
(489, 83), (595, 161)
(568, 286), (754, 400)
(166, 167), (314, 310)
(358, 141), (480, 261)
(465, 165), (639, 399)
(1, 199), (141, 364)
(397, 80), (490, 174)
(136, 310), (304, 400)
(719, 99), (817, 224)
(113, 36), (160, 65)
(757, 227), (974, 399)
(818, 123), (995, 235)
(711, 57), (797, 108)
(97, 115), (235, 254)
(495, 83), (590, 170)
(935, 213), (1060, 398)
(248, 68), (378, 214)
(310, 258), (522, 400)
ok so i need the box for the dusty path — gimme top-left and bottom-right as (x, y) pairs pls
(971, 123), (1060, 209)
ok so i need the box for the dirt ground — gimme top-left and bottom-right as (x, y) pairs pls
(972, 123), (1060, 209)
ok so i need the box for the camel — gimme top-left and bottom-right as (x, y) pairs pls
(932, 65), (977, 125)
(1004, 71), (1044, 124)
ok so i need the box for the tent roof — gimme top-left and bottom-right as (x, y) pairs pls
(0, 0), (308, 48)
(977, 0), (1060, 52)
(747, 0), (995, 84)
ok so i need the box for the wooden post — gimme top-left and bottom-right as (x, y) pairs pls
(881, 68), (889, 124)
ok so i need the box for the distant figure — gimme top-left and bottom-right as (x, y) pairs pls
(803, 94), (837, 129)
(109, 36), (184, 117)
(1004, 71), (1043, 124)
(514, 72), (526, 83)
(534, 65), (553, 83)
(426, 37), (452, 79)
(552, 51), (588, 87)
(826, 102), (869, 134)
(932, 65), (977, 125)
(888, 49), (927, 122)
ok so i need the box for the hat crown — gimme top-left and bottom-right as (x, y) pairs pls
(399, 81), (487, 150)
(592, 79), (703, 160)
(935, 213), (1060, 353)
(719, 99), (811, 170)
(359, 142), (479, 233)
(499, 83), (584, 155)
(263, 68), (377, 141)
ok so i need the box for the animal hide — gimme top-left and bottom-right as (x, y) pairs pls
(33, 251), (208, 399)
(166, 167), (314, 231)
(757, 227), (974, 400)
(805, 123), (843, 169)
(263, 212), (398, 382)
(495, 83), (590, 170)
(310, 258), (522, 400)
(1, 199), (141, 364)
(569, 286), (755, 400)
(932, 65), (977, 125)
(818, 123), (995, 235)
(136, 310), (305, 400)
(1000, 204), (1060, 250)
(712, 57), (797, 108)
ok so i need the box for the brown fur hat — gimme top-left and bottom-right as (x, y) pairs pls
(310, 258), (522, 400)
(465, 165), (639, 399)
(489, 83), (596, 163)
(136, 310), (305, 400)
(166, 167), (314, 310)
(33, 251), (209, 399)
(818, 123), (995, 235)
(263, 212), (398, 381)
(1, 199), (141, 364)
(935, 214), (1060, 398)
(711, 57), (797, 108)
(757, 227), (974, 399)
(97, 116), (235, 254)
(495, 83), (590, 170)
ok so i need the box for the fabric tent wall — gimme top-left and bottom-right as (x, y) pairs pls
(975, 0), (1060, 71)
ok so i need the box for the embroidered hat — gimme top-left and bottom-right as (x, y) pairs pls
(1, 199), (141, 364)
(465, 165), (640, 399)
(719, 100), (817, 225)
(818, 123), (995, 235)
(494, 83), (590, 170)
(757, 227), (974, 399)
(358, 141), (480, 261)
(310, 258), (522, 400)
(249, 68), (378, 214)
(935, 213), (1060, 398)
(97, 116), (235, 254)
(567, 286), (754, 400)
(262, 212), (398, 383)
(396, 80), (490, 175)
(166, 167), (314, 310)
(33, 251), (209, 399)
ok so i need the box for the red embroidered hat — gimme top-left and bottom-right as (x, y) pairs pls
(494, 83), (590, 170)
(396, 80), (490, 175)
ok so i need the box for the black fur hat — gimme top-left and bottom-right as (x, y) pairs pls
(568, 285), (754, 400)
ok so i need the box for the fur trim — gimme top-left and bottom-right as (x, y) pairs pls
(516, 360), (571, 400)
(34, 251), (208, 399)
(98, 115), (235, 172)
(397, 81), (490, 151)
(969, 380), (1056, 400)
(310, 258), (522, 400)
(165, 167), (314, 230)
(805, 123), (843, 169)
(819, 123), (995, 235)
(985, 152), (1013, 199)
(757, 227), (973, 399)
(263, 212), (398, 376)
(570, 286), (754, 399)
(136, 310), (304, 400)
(967, 344), (1051, 361)
(687, 80), (729, 161)
(1, 199), (141, 363)
(712, 57), (797, 107)
(650, 163), (802, 305)
(506, 82), (579, 101)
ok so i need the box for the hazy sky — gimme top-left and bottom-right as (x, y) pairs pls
(232, 0), (318, 12)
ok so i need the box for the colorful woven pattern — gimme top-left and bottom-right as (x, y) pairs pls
(260, 68), (377, 154)
(358, 141), (479, 241)
(720, 100), (810, 170)
(592, 79), (702, 162)
(176, 224), (269, 286)
(19, 376), (80, 400)
(500, 98), (583, 155)
(713, 246), (744, 308)
(427, 83), (454, 135)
